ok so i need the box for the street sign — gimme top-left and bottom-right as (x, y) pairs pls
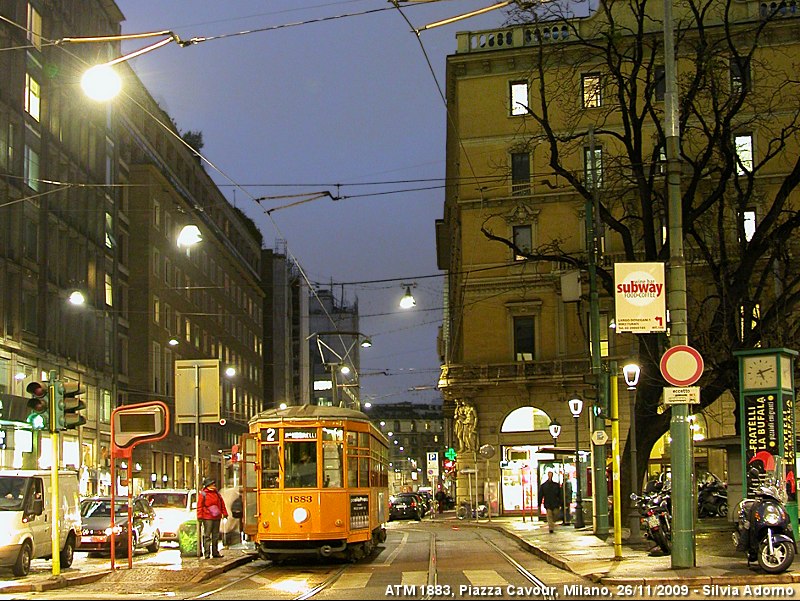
(174, 359), (221, 424)
(663, 386), (701, 405)
(591, 430), (609, 446)
(660, 345), (704, 387)
(427, 452), (439, 477)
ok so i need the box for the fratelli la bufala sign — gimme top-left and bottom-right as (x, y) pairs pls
(613, 262), (667, 334)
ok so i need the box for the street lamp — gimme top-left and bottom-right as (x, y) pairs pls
(548, 418), (561, 446)
(568, 396), (586, 529)
(399, 284), (416, 309)
(623, 362), (642, 542)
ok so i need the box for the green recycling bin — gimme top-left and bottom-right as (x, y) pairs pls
(178, 519), (199, 556)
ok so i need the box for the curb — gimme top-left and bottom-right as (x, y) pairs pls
(188, 553), (257, 583)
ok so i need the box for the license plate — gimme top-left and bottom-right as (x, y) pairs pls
(646, 516), (659, 528)
(82, 536), (107, 543)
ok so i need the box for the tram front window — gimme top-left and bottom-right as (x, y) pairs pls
(286, 442), (318, 488)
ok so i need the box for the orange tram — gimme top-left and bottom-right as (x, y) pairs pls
(239, 405), (389, 562)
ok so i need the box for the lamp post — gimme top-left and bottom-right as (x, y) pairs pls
(568, 397), (586, 529)
(623, 363), (642, 542)
(548, 419), (565, 526)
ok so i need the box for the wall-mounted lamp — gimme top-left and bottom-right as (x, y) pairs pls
(150, 472), (157, 483)
(168, 338), (179, 346)
(68, 290), (85, 306)
(224, 366), (237, 378)
(399, 284), (417, 309)
(623, 363), (641, 390)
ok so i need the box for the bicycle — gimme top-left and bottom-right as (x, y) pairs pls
(457, 501), (488, 519)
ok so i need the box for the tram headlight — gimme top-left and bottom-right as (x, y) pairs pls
(293, 507), (310, 524)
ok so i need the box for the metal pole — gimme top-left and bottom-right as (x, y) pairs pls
(194, 364), (202, 558)
(574, 414), (586, 528)
(628, 388), (642, 542)
(663, 0), (695, 568)
(610, 370), (623, 560)
(331, 365), (339, 407)
(49, 371), (61, 576)
(587, 126), (609, 537)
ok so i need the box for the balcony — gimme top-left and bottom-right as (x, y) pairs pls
(439, 357), (591, 389)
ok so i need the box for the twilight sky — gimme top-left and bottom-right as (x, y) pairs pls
(115, 1), (507, 406)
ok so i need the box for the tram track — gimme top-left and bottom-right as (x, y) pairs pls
(420, 527), (557, 600)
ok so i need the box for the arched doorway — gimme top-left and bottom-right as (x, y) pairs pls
(498, 406), (565, 516)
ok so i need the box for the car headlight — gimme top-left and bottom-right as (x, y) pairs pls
(764, 505), (782, 525)
(104, 526), (123, 536)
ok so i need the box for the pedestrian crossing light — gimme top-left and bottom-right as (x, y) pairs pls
(25, 382), (49, 431)
(52, 380), (86, 431)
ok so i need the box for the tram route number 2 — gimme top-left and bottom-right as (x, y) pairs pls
(289, 495), (313, 503)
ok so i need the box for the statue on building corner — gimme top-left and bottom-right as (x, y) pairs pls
(455, 399), (478, 453)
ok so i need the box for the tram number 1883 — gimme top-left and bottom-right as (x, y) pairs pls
(289, 495), (313, 503)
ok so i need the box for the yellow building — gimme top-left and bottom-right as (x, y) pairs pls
(437, 1), (800, 517)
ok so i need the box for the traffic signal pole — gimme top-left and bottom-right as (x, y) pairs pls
(48, 371), (61, 576)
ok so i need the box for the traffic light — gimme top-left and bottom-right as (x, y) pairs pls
(61, 382), (86, 431)
(25, 382), (49, 431)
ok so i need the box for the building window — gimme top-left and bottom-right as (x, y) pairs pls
(152, 342), (161, 393)
(511, 152), (530, 195)
(105, 274), (113, 306)
(654, 65), (665, 101)
(153, 248), (160, 278)
(582, 73), (602, 108)
(588, 312), (611, 358)
(584, 146), (603, 189)
(23, 145), (39, 191)
(153, 200), (160, 230)
(513, 316), (535, 361)
(101, 389), (112, 423)
(510, 81), (529, 116)
(735, 134), (753, 174)
(27, 4), (42, 50)
(22, 289), (37, 333)
(105, 213), (114, 248)
(731, 57), (751, 95)
(24, 73), (41, 122)
(513, 225), (532, 261)
(740, 209), (756, 242)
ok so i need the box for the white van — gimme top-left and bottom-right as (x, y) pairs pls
(0, 470), (82, 576)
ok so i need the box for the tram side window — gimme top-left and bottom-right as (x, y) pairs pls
(322, 443), (343, 488)
(261, 445), (279, 489)
(286, 441), (317, 488)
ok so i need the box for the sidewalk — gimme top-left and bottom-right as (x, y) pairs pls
(456, 513), (800, 586)
(0, 545), (256, 594)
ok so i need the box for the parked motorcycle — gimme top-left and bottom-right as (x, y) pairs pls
(697, 473), (728, 518)
(631, 481), (672, 554)
(732, 457), (796, 573)
(457, 501), (488, 520)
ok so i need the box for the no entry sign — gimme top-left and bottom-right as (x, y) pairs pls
(660, 345), (704, 386)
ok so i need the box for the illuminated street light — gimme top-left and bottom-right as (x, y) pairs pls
(68, 290), (85, 305)
(399, 284), (416, 309)
(177, 224), (202, 249)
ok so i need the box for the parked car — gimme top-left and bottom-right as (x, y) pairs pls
(389, 493), (426, 521)
(79, 496), (160, 554)
(141, 489), (196, 543)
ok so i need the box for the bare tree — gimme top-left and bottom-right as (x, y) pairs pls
(482, 0), (800, 506)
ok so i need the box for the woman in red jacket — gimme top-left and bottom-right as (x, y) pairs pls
(197, 477), (228, 558)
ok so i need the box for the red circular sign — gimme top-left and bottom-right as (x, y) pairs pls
(660, 345), (704, 386)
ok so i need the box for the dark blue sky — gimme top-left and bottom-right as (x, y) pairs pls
(116, 1), (507, 405)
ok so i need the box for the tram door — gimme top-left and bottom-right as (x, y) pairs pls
(240, 433), (259, 538)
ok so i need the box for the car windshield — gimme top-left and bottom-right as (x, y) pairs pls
(0, 476), (27, 511)
(80, 499), (130, 518)
(146, 493), (188, 509)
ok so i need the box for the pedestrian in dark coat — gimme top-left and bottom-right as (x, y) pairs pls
(539, 471), (562, 533)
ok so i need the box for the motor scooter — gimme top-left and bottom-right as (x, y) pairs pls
(630, 481), (672, 554)
(697, 473), (728, 518)
(732, 456), (796, 573)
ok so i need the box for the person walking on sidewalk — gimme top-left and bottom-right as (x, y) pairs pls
(539, 471), (562, 533)
(198, 477), (228, 558)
